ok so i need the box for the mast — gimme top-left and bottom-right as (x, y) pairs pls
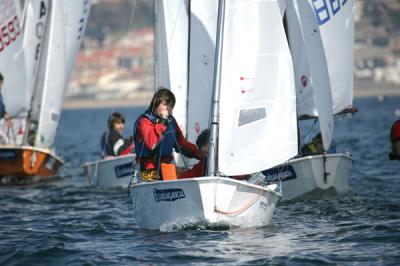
(185, 0), (191, 138)
(206, 0), (226, 176)
(153, 0), (157, 90)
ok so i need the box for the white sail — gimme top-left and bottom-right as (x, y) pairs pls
(35, 0), (91, 149)
(288, 0), (354, 118)
(0, 0), (29, 117)
(22, 0), (49, 98)
(28, 0), (51, 134)
(22, 0), (50, 140)
(154, 0), (189, 134)
(287, 0), (334, 150)
(62, 0), (91, 87)
(33, 0), (65, 148)
(286, 1), (316, 117)
(311, 0), (355, 114)
(218, 0), (298, 175)
(186, 0), (218, 143)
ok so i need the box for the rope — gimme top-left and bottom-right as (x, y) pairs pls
(172, 125), (188, 169)
(166, 0), (185, 53)
(156, 137), (163, 177)
(94, 161), (99, 186)
(128, 163), (138, 198)
(214, 189), (264, 216)
(127, 0), (138, 33)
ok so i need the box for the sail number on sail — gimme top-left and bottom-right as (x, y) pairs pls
(0, 15), (20, 53)
(78, 0), (91, 40)
(312, 0), (349, 25)
(35, 1), (48, 60)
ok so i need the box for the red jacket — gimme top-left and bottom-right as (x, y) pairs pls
(179, 158), (250, 180)
(391, 120), (400, 142)
(135, 115), (200, 170)
(179, 159), (206, 179)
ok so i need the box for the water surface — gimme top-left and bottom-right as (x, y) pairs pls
(0, 97), (399, 265)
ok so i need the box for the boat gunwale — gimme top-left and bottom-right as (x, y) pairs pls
(130, 176), (280, 196)
(84, 154), (136, 167)
(287, 152), (352, 164)
(0, 145), (64, 164)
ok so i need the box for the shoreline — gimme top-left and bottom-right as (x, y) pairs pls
(62, 82), (399, 110)
(62, 98), (149, 109)
(353, 89), (400, 98)
(353, 80), (400, 98)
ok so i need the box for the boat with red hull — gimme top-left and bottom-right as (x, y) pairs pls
(0, 146), (63, 183)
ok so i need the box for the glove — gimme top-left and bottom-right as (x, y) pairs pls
(157, 117), (168, 126)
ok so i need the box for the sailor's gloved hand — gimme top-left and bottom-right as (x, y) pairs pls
(157, 117), (168, 126)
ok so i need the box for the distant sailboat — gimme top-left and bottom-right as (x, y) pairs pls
(260, 0), (356, 201)
(0, 0), (91, 182)
(83, 154), (136, 188)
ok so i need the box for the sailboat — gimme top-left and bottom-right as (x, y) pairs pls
(130, 0), (298, 230)
(257, 0), (356, 201)
(0, 0), (91, 182)
(83, 154), (136, 188)
(154, 0), (356, 202)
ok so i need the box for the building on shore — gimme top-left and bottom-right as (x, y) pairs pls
(67, 27), (154, 102)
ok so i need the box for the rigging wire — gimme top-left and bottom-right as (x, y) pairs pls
(127, 0), (138, 34)
(166, 0), (185, 53)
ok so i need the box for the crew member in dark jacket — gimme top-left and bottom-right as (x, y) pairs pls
(101, 112), (134, 158)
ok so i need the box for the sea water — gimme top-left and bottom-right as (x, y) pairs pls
(0, 97), (399, 265)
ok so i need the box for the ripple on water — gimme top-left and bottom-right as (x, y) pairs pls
(1, 100), (400, 265)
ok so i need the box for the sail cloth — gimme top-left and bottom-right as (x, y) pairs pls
(186, 0), (218, 143)
(286, 0), (334, 150)
(23, 0), (50, 123)
(313, 0), (355, 114)
(287, 0), (354, 116)
(0, 0), (29, 118)
(154, 0), (189, 135)
(218, 0), (298, 175)
(286, 0), (315, 117)
(35, 0), (91, 149)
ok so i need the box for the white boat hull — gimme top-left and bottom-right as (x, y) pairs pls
(82, 154), (135, 188)
(261, 153), (351, 202)
(130, 177), (280, 230)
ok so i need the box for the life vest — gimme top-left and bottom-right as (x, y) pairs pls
(133, 111), (178, 161)
(100, 130), (112, 157)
